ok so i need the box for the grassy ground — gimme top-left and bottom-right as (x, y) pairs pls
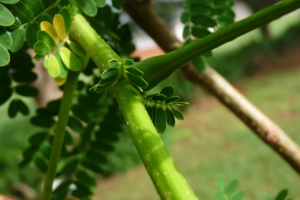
(93, 66), (300, 200)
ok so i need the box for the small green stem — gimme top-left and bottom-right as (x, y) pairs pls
(70, 13), (198, 199)
(136, 0), (300, 90)
(42, 71), (80, 200)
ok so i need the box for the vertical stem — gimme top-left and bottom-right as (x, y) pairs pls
(42, 71), (80, 200)
(113, 79), (198, 200)
(70, 13), (198, 199)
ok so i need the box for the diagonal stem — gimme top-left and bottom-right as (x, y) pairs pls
(123, 0), (300, 174)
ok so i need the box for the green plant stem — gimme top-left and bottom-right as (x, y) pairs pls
(69, 14), (122, 71)
(135, 0), (300, 90)
(42, 71), (80, 200)
(69, 13), (198, 199)
(123, 0), (300, 173)
(113, 78), (197, 199)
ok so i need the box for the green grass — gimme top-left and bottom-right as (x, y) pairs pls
(92, 67), (300, 200)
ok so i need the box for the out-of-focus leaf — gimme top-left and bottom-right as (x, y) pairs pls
(0, 44), (10, 66)
(8, 99), (18, 118)
(0, 3), (15, 26)
(77, 0), (97, 17)
(15, 85), (38, 97)
(11, 71), (37, 83)
(59, 47), (81, 71)
(10, 27), (26, 52)
(0, 27), (12, 49)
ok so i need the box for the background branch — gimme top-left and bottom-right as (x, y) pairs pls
(123, 0), (300, 174)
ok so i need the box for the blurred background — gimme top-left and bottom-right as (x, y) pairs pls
(1, 0), (300, 199)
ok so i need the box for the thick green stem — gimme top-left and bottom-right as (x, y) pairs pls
(69, 13), (198, 199)
(136, 0), (300, 90)
(42, 71), (80, 200)
(113, 79), (197, 199)
(69, 14), (122, 71)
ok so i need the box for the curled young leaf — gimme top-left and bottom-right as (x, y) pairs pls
(125, 67), (143, 77)
(101, 68), (119, 80)
(126, 73), (148, 89)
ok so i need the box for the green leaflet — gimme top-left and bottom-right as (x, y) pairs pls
(77, 0), (97, 17)
(29, 132), (48, 146)
(108, 59), (120, 68)
(99, 75), (118, 86)
(68, 41), (87, 57)
(54, 52), (68, 78)
(101, 68), (119, 79)
(26, 21), (40, 48)
(0, 3), (15, 26)
(126, 72), (148, 89)
(125, 67), (144, 77)
(143, 86), (188, 133)
(160, 86), (175, 98)
(8, 99), (18, 118)
(12, 71), (37, 83)
(45, 55), (60, 77)
(59, 47), (82, 71)
(0, 27), (12, 49)
(10, 27), (26, 52)
(171, 108), (184, 120)
(33, 41), (51, 56)
(15, 85), (39, 97)
(165, 96), (180, 104)
(37, 30), (56, 49)
(166, 108), (175, 127)
(8, 98), (30, 118)
(94, 0), (106, 8)
(12, 1), (34, 23)
(22, 0), (45, 16)
(192, 56), (206, 72)
(0, 0), (19, 4)
(60, 7), (71, 34)
(155, 107), (167, 133)
(0, 44), (10, 66)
